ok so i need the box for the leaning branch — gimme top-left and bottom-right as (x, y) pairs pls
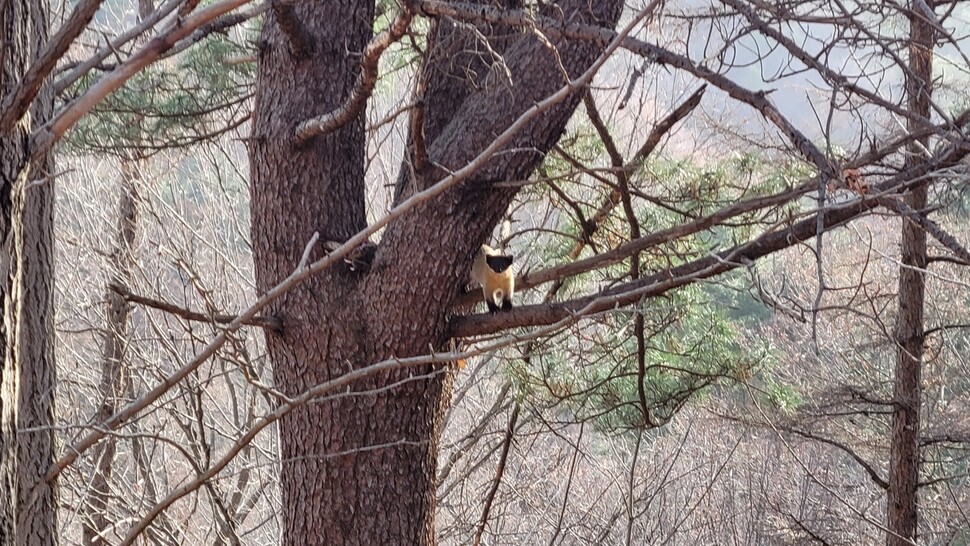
(719, 0), (944, 130)
(293, 6), (414, 144)
(774, 424), (888, 490)
(876, 196), (970, 264)
(0, 0), (105, 132)
(30, 0), (254, 157)
(455, 179), (813, 309)
(109, 283), (283, 330)
(450, 137), (970, 338)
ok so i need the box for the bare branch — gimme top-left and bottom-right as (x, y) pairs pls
(414, 0), (839, 179)
(293, 5), (413, 144)
(876, 196), (970, 264)
(0, 0), (105, 132)
(471, 403), (520, 546)
(455, 179), (813, 309)
(719, 0), (946, 130)
(54, 0), (192, 95)
(109, 282), (283, 330)
(450, 137), (970, 337)
(781, 426), (889, 490)
(30, 0), (254, 157)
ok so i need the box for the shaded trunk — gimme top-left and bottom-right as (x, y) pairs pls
(79, 0), (154, 538)
(249, 1), (621, 544)
(0, 0), (57, 542)
(887, 4), (934, 545)
(82, 159), (139, 545)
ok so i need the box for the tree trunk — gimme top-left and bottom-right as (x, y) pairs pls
(249, 1), (621, 544)
(82, 159), (139, 545)
(0, 0), (57, 542)
(887, 4), (934, 545)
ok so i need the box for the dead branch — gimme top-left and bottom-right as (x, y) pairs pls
(109, 282), (283, 330)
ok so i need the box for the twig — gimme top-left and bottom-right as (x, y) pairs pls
(31, 0), (254, 157)
(54, 0), (185, 94)
(471, 402), (520, 546)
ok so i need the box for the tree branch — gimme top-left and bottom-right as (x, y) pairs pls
(449, 138), (970, 337)
(30, 0), (254, 157)
(782, 426), (888, 490)
(108, 282), (283, 330)
(454, 179), (813, 309)
(414, 0), (839, 179)
(0, 0), (105, 132)
(293, 5), (413, 144)
(471, 402), (520, 546)
(876, 196), (970, 264)
(720, 0), (946, 131)
(53, 0), (184, 95)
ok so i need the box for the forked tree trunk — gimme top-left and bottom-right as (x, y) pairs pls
(0, 0), (57, 542)
(249, 1), (621, 544)
(887, 3), (934, 545)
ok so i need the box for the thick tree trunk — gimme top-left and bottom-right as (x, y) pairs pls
(250, 1), (621, 544)
(0, 0), (57, 542)
(887, 4), (934, 545)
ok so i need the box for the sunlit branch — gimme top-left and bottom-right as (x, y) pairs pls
(450, 136), (970, 338)
(30, 0), (254, 157)
(0, 0), (105, 132)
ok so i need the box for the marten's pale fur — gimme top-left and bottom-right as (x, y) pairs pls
(470, 244), (514, 313)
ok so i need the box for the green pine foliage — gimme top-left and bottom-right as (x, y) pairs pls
(64, 29), (256, 156)
(505, 125), (801, 430)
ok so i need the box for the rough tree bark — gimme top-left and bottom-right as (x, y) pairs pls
(249, 1), (622, 544)
(0, 0), (57, 542)
(887, 3), (934, 545)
